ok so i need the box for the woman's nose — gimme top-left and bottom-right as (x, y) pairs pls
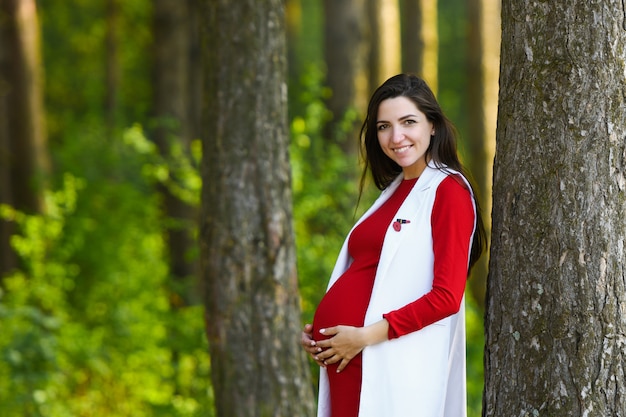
(391, 127), (404, 143)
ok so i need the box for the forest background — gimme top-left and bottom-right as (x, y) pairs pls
(0, 0), (499, 416)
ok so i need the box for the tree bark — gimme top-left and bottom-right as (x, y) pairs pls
(484, 1), (626, 415)
(200, 1), (315, 415)
(323, 0), (369, 153)
(0, 0), (49, 276)
(400, 0), (438, 91)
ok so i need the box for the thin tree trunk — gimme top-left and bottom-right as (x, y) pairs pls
(465, 0), (500, 307)
(152, 0), (198, 304)
(200, 1), (315, 415)
(152, 0), (200, 401)
(0, 36), (14, 275)
(484, 1), (626, 415)
(286, 0), (302, 96)
(0, 0), (49, 276)
(366, 0), (401, 89)
(323, 0), (369, 153)
(188, 0), (202, 142)
(400, 0), (423, 74)
(400, 0), (437, 91)
(0, 82), (15, 275)
(105, 0), (119, 137)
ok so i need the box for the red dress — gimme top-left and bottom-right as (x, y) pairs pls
(312, 175), (474, 417)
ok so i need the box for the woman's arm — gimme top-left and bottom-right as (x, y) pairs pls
(310, 176), (476, 370)
(384, 175), (475, 338)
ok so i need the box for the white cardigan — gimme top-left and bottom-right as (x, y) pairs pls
(317, 164), (476, 417)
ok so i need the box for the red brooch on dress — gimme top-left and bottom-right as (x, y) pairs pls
(393, 218), (411, 232)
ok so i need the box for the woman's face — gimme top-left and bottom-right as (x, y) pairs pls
(376, 96), (434, 180)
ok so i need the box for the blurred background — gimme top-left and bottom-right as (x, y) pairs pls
(0, 0), (500, 415)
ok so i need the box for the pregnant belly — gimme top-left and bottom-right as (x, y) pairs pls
(312, 269), (375, 341)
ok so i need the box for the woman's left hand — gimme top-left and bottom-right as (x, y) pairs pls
(314, 325), (366, 372)
(314, 320), (390, 373)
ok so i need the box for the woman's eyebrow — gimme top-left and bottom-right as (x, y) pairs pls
(376, 114), (419, 123)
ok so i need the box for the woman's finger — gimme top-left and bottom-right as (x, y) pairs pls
(337, 358), (351, 373)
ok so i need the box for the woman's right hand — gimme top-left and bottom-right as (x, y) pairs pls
(300, 323), (325, 367)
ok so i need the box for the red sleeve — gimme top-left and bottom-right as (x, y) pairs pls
(383, 175), (475, 339)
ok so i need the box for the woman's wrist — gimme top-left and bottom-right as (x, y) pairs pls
(363, 319), (390, 346)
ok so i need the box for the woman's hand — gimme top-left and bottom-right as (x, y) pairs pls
(314, 325), (366, 372)
(315, 320), (390, 373)
(300, 324), (325, 367)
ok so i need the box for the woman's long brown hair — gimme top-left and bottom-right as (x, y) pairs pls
(357, 73), (487, 273)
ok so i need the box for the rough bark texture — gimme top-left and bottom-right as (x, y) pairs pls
(485, 1), (626, 416)
(200, 1), (315, 416)
(0, 0), (48, 276)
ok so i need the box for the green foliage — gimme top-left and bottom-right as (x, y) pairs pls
(0, 126), (211, 416)
(39, 0), (152, 143)
(123, 124), (202, 206)
(290, 66), (365, 325)
(466, 294), (485, 417)
(438, 0), (470, 157)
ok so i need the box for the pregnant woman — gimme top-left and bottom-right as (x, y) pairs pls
(301, 73), (486, 417)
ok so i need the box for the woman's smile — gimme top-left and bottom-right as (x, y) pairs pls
(376, 96), (434, 179)
(393, 144), (413, 154)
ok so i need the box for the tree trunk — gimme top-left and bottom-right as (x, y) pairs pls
(0, 29), (14, 275)
(104, 0), (119, 137)
(322, 0), (369, 153)
(152, 0), (198, 304)
(286, 0), (302, 98)
(0, 79), (14, 275)
(187, 0), (203, 143)
(366, 0), (401, 89)
(0, 0), (49, 276)
(200, 1), (315, 416)
(400, 0), (438, 91)
(464, 0), (500, 307)
(484, 1), (626, 416)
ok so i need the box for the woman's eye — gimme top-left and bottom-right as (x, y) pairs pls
(404, 119), (416, 125)
(377, 124), (388, 131)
